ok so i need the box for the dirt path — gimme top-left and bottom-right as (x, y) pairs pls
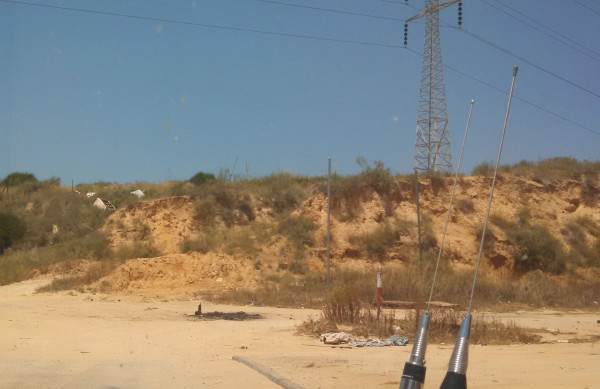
(1, 280), (599, 388)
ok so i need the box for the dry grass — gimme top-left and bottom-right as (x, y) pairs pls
(214, 264), (600, 312)
(348, 218), (411, 260)
(37, 260), (119, 292)
(298, 304), (541, 345)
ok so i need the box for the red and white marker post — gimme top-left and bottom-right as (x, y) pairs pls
(376, 267), (383, 319)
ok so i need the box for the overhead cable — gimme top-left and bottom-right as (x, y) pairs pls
(480, 0), (600, 62)
(2, 0), (598, 138)
(491, 0), (600, 60)
(574, 0), (600, 16)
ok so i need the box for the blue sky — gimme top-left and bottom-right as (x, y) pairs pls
(1, 0), (599, 183)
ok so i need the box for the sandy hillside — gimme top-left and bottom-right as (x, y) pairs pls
(93, 175), (598, 295)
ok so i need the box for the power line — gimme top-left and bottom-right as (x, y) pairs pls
(2, 0), (598, 138)
(405, 1), (600, 100)
(574, 0), (600, 16)
(0, 0), (403, 48)
(491, 0), (600, 60)
(253, 0), (405, 22)
(404, 47), (600, 137)
(456, 27), (600, 99)
(479, 0), (600, 63)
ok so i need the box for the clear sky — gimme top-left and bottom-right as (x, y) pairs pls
(1, 0), (599, 183)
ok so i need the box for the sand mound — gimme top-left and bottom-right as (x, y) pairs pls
(94, 252), (261, 296)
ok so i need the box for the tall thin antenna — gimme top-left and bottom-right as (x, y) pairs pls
(440, 65), (519, 389)
(326, 157), (332, 290)
(399, 100), (475, 389)
(427, 99), (474, 311)
(406, 0), (460, 175)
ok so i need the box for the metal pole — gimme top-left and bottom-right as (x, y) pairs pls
(326, 157), (332, 290)
(376, 267), (383, 319)
(414, 169), (423, 263)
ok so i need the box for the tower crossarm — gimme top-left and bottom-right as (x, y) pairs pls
(406, 0), (460, 22)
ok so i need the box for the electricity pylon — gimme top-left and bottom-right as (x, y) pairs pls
(405, 0), (461, 175)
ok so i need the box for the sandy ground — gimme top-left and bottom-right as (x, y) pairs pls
(1, 279), (599, 389)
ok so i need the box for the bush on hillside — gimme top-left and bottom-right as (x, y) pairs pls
(455, 198), (475, 213)
(189, 171), (216, 186)
(513, 225), (566, 274)
(472, 162), (495, 176)
(278, 214), (316, 259)
(349, 219), (410, 259)
(502, 157), (600, 182)
(0, 212), (26, 254)
(257, 172), (307, 214)
(2, 172), (37, 186)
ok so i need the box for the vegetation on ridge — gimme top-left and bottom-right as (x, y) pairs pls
(0, 157), (598, 312)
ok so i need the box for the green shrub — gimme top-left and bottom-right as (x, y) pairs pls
(0, 212), (26, 254)
(562, 217), (600, 266)
(2, 172), (37, 186)
(258, 172), (307, 214)
(61, 231), (112, 260)
(356, 159), (395, 194)
(278, 214), (316, 249)
(349, 219), (409, 259)
(189, 171), (216, 186)
(513, 225), (566, 274)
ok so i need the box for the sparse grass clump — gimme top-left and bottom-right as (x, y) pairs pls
(114, 242), (160, 260)
(455, 198), (475, 214)
(256, 172), (309, 214)
(37, 260), (118, 292)
(501, 157), (599, 182)
(329, 159), (396, 221)
(420, 215), (438, 251)
(472, 161), (495, 176)
(349, 218), (411, 260)
(491, 214), (567, 274)
(277, 214), (317, 258)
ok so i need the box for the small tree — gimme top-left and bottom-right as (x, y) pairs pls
(189, 171), (216, 186)
(2, 172), (37, 186)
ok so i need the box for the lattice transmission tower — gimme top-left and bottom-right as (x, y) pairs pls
(405, 0), (462, 174)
